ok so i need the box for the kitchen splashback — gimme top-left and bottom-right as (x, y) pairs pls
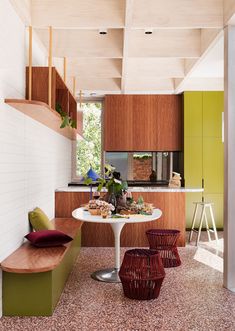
(104, 152), (183, 183)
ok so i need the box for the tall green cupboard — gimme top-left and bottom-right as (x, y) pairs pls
(184, 91), (224, 228)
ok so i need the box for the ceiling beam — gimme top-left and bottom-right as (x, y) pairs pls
(121, 0), (133, 93)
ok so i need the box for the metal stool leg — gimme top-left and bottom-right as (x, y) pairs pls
(209, 204), (219, 244)
(189, 203), (199, 243)
(196, 205), (205, 246)
(204, 210), (211, 242)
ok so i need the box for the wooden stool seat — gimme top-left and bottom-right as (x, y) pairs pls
(189, 202), (218, 246)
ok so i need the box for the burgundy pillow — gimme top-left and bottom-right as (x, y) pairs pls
(25, 230), (73, 247)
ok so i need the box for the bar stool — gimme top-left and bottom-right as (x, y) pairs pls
(188, 202), (219, 246)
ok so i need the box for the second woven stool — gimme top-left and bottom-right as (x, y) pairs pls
(119, 249), (165, 300)
(146, 229), (181, 268)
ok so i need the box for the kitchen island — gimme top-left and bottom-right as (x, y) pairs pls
(55, 186), (203, 247)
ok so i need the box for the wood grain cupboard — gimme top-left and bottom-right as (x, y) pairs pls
(55, 191), (185, 247)
(104, 95), (182, 151)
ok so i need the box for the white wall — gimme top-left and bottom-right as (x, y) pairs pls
(0, 0), (72, 315)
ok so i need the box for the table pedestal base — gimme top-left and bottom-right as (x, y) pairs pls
(91, 268), (120, 283)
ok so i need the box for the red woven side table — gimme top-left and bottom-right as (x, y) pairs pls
(146, 229), (181, 268)
(119, 249), (165, 300)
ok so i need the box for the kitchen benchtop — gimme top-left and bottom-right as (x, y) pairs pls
(56, 186), (203, 193)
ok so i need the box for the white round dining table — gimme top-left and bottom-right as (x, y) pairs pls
(72, 207), (162, 283)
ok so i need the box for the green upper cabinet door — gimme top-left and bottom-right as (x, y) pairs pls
(203, 92), (223, 138)
(184, 92), (203, 138)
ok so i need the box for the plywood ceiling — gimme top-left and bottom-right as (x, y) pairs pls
(13, 0), (233, 96)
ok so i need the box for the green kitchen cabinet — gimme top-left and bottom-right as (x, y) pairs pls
(203, 137), (224, 194)
(184, 137), (203, 188)
(203, 92), (223, 138)
(184, 91), (203, 138)
(184, 91), (224, 228)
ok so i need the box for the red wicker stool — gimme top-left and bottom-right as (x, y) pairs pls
(146, 229), (181, 268)
(119, 249), (165, 300)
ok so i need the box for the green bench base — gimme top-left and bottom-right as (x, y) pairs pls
(3, 230), (81, 316)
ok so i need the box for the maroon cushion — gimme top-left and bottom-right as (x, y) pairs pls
(25, 230), (73, 247)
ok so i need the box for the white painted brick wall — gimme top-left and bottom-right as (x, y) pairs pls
(0, 0), (72, 316)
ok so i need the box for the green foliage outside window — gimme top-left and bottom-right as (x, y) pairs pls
(76, 102), (102, 177)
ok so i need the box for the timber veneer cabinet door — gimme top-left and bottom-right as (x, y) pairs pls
(157, 95), (183, 151)
(132, 95), (158, 151)
(104, 95), (133, 151)
(104, 95), (182, 151)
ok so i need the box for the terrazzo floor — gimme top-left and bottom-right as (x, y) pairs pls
(1, 232), (234, 331)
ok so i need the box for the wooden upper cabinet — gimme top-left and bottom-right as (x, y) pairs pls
(104, 95), (133, 151)
(132, 95), (158, 151)
(157, 95), (182, 151)
(104, 94), (182, 151)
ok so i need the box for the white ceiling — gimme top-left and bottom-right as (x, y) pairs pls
(10, 0), (234, 97)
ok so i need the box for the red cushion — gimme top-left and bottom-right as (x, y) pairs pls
(25, 230), (73, 247)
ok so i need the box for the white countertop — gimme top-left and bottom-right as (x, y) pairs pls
(56, 186), (203, 193)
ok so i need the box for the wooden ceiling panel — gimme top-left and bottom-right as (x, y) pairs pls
(35, 28), (123, 58)
(69, 77), (121, 91)
(9, 0), (224, 94)
(31, 0), (125, 28)
(132, 0), (223, 28)
(224, 0), (235, 24)
(129, 29), (201, 58)
(127, 58), (185, 77)
(126, 78), (175, 91)
(175, 77), (224, 92)
(66, 58), (122, 78)
(201, 29), (221, 53)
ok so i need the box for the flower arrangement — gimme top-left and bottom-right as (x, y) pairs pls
(84, 164), (128, 196)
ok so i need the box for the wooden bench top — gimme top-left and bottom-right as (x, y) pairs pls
(0, 218), (83, 274)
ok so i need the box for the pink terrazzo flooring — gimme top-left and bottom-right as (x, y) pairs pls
(0, 236), (235, 331)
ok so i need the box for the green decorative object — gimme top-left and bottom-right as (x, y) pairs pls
(89, 164), (128, 196)
(28, 207), (54, 231)
(137, 196), (144, 205)
(56, 103), (76, 129)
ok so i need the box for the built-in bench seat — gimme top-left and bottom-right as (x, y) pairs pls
(1, 218), (83, 316)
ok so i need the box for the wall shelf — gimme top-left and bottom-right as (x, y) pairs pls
(5, 99), (77, 140)
(5, 66), (83, 140)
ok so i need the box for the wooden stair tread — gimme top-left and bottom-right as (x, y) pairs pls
(0, 218), (83, 274)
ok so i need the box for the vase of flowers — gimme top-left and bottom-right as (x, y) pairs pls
(97, 164), (128, 207)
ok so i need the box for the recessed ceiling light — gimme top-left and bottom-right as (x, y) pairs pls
(99, 29), (107, 35)
(145, 29), (153, 35)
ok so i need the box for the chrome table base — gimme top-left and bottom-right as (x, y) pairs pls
(91, 268), (120, 283)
